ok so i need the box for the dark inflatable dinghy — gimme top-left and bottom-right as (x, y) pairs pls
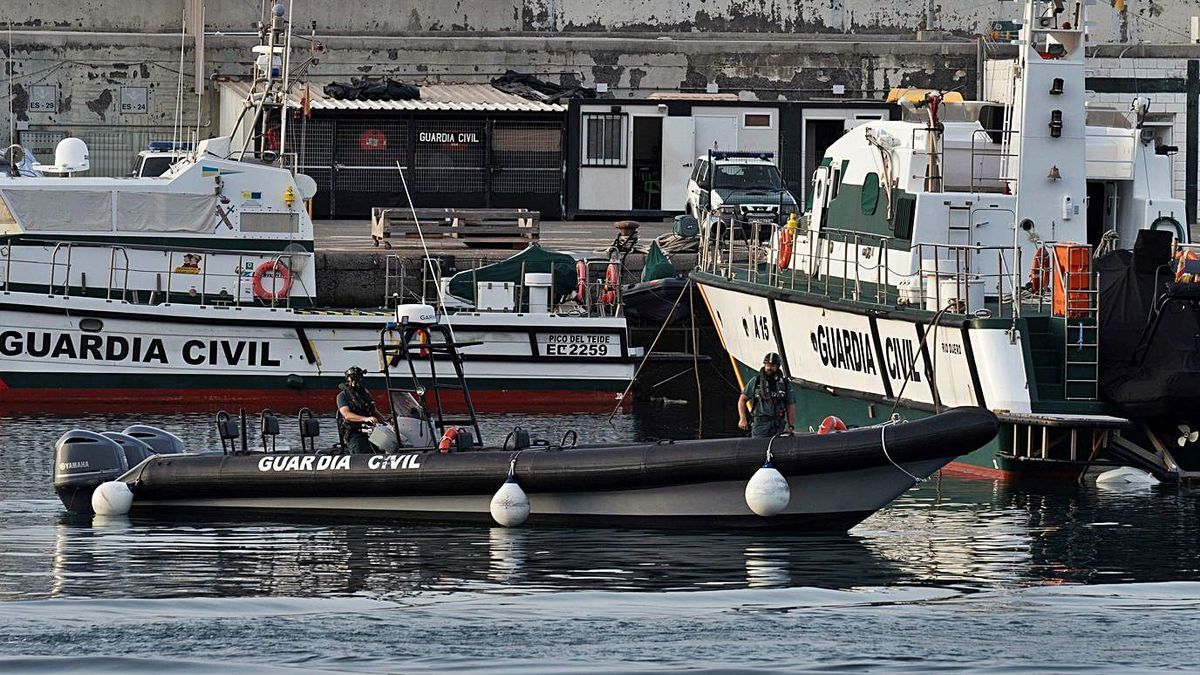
(53, 305), (998, 531)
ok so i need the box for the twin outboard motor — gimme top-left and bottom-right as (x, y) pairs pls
(52, 425), (185, 514)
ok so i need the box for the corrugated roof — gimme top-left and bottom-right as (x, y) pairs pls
(219, 80), (566, 113)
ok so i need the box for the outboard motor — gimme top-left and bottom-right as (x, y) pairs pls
(53, 431), (128, 514)
(121, 425), (186, 455)
(101, 432), (157, 469)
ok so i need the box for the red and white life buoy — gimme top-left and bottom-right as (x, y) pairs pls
(816, 415), (847, 435)
(252, 260), (293, 301)
(778, 228), (795, 270)
(601, 262), (619, 305)
(576, 259), (587, 301)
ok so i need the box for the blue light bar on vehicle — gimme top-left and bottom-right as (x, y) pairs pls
(147, 141), (194, 152)
(711, 151), (774, 161)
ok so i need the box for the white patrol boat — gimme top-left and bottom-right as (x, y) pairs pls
(0, 9), (634, 414)
(693, 0), (1200, 481)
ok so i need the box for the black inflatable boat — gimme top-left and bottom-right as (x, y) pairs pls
(52, 305), (998, 531)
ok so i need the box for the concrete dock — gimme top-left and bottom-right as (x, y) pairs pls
(314, 219), (683, 307)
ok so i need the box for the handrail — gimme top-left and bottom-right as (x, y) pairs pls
(7, 239), (307, 309)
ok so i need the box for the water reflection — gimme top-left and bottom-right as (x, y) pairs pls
(3, 406), (1200, 603)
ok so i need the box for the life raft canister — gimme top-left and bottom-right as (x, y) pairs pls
(438, 426), (460, 453)
(601, 263), (619, 305)
(816, 415), (847, 435)
(778, 212), (799, 271)
(251, 260), (293, 301)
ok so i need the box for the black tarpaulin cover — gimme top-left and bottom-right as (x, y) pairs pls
(446, 244), (577, 304)
(323, 79), (420, 101)
(1097, 250), (1200, 417)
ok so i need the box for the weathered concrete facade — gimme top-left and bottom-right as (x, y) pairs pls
(1, 30), (979, 167)
(7, 1), (1198, 43)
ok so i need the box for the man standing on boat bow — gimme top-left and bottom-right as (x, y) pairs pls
(738, 353), (796, 438)
(338, 366), (383, 454)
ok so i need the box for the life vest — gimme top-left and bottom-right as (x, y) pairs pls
(576, 259), (587, 301)
(1175, 248), (1200, 284)
(752, 370), (790, 419)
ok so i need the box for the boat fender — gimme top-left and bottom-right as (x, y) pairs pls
(91, 481), (134, 516)
(252, 260), (293, 301)
(1095, 466), (1159, 486)
(816, 416), (848, 435)
(745, 461), (790, 517)
(490, 474), (530, 527)
(438, 427), (460, 453)
(575, 259), (587, 301)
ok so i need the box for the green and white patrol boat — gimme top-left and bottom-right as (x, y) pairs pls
(693, 0), (1200, 480)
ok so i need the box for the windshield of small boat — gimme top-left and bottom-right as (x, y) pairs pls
(391, 392), (427, 419)
(713, 163), (783, 191)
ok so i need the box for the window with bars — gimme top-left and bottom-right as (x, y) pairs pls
(582, 113), (626, 167)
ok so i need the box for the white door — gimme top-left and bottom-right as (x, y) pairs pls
(694, 116), (737, 155)
(661, 117), (696, 211)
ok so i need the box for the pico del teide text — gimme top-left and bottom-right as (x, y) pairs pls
(693, 0), (1200, 482)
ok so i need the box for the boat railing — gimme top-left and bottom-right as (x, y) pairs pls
(698, 216), (1024, 318)
(417, 258), (622, 318)
(11, 239), (309, 309)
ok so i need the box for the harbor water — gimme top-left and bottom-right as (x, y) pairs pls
(2, 406), (1200, 673)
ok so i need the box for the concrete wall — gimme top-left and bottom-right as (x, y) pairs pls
(6, 1), (1199, 43)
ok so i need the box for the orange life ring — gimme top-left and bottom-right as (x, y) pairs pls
(415, 327), (431, 358)
(778, 228), (795, 270)
(1028, 248), (1051, 293)
(438, 426), (460, 453)
(252, 260), (292, 301)
(576, 260), (587, 300)
(816, 415), (847, 435)
(601, 263), (619, 305)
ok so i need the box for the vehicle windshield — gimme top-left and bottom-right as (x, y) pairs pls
(712, 163), (783, 190)
(139, 154), (182, 177)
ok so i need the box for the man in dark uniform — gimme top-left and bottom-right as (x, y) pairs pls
(737, 352), (797, 438)
(337, 366), (383, 454)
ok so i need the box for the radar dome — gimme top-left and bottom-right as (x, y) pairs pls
(32, 137), (90, 174)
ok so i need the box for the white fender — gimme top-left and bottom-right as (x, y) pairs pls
(490, 476), (530, 527)
(91, 481), (134, 516)
(745, 462), (791, 516)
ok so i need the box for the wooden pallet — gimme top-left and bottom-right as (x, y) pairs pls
(370, 207), (453, 248)
(371, 207), (540, 249)
(446, 209), (540, 249)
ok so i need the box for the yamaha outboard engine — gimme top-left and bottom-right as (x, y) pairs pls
(101, 432), (158, 468)
(121, 425), (186, 455)
(53, 431), (129, 514)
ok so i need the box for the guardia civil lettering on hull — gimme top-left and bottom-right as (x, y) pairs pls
(692, 0), (1200, 483)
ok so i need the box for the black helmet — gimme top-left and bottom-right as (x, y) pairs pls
(763, 352), (782, 366)
(344, 366), (366, 382)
